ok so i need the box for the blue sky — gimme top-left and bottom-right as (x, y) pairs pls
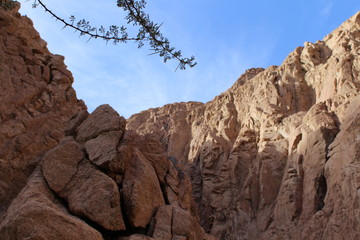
(19, 0), (359, 118)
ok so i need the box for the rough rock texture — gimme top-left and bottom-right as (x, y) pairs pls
(0, 5), (210, 240)
(128, 12), (360, 239)
(0, 167), (104, 240)
(1, 2), (360, 240)
(0, 3), (86, 217)
(1, 102), (210, 239)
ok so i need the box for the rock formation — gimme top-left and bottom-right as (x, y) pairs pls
(0, 2), (86, 218)
(1, 2), (360, 240)
(128, 11), (360, 239)
(0, 4), (211, 240)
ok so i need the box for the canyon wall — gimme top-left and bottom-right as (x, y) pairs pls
(1, 2), (360, 240)
(0, 3), (86, 217)
(128, 12), (360, 239)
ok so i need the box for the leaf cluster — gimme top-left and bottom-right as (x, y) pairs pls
(32, 0), (196, 70)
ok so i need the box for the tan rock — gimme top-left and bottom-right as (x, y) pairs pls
(41, 138), (83, 193)
(85, 130), (122, 169)
(76, 104), (126, 142)
(0, 168), (104, 240)
(123, 148), (165, 228)
(127, 11), (360, 240)
(0, 6), (86, 217)
(62, 160), (126, 231)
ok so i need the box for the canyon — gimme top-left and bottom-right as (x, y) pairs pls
(0, 2), (360, 240)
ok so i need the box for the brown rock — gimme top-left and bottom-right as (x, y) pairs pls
(41, 138), (83, 193)
(0, 6), (86, 217)
(172, 236), (187, 240)
(127, 11), (360, 240)
(3, 3), (360, 240)
(118, 235), (155, 240)
(172, 205), (195, 237)
(123, 148), (165, 228)
(0, 5), (211, 240)
(0, 168), (103, 240)
(76, 104), (126, 142)
(65, 110), (89, 136)
(111, 144), (133, 174)
(151, 205), (173, 240)
(62, 160), (126, 231)
(85, 130), (122, 169)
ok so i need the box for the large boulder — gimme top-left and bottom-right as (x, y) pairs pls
(0, 168), (104, 240)
(122, 148), (165, 228)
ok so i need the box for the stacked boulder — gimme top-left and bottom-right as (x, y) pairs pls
(0, 105), (213, 240)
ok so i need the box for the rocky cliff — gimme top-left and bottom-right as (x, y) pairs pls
(0, 3), (86, 217)
(0, 4), (212, 240)
(1, 2), (360, 240)
(128, 12), (360, 239)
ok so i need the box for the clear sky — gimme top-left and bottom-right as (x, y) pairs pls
(19, 0), (359, 118)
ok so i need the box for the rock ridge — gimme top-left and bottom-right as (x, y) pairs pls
(127, 11), (360, 239)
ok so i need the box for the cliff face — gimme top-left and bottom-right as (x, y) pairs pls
(128, 12), (360, 239)
(1, 2), (360, 240)
(0, 4), (86, 217)
(0, 5), (211, 240)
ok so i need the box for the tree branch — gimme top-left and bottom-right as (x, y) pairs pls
(32, 0), (197, 70)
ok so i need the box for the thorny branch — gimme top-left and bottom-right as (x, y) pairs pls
(31, 0), (197, 70)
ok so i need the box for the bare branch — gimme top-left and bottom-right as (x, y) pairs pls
(31, 0), (197, 70)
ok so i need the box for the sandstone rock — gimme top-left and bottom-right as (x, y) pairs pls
(62, 160), (126, 231)
(0, 5), (86, 217)
(127, 11), (360, 240)
(0, 5), (211, 240)
(123, 148), (165, 228)
(2, 3), (360, 240)
(41, 138), (83, 193)
(172, 236), (187, 240)
(85, 130), (122, 169)
(0, 168), (104, 240)
(151, 205), (173, 240)
(172, 205), (195, 237)
(65, 110), (89, 136)
(76, 104), (126, 142)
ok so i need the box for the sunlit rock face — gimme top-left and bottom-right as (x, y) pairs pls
(1, 2), (360, 240)
(128, 11), (360, 240)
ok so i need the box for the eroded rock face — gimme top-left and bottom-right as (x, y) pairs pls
(0, 168), (104, 240)
(0, 4), (86, 217)
(1, 103), (211, 239)
(0, 5), (210, 240)
(1, 2), (360, 240)
(128, 11), (360, 240)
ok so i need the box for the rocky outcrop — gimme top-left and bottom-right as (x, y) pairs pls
(0, 5), (210, 240)
(1, 2), (360, 240)
(1, 104), (212, 240)
(128, 11), (360, 239)
(0, 3), (86, 217)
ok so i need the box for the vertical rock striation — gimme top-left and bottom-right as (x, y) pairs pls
(1, 2), (360, 240)
(128, 11), (360, 239)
